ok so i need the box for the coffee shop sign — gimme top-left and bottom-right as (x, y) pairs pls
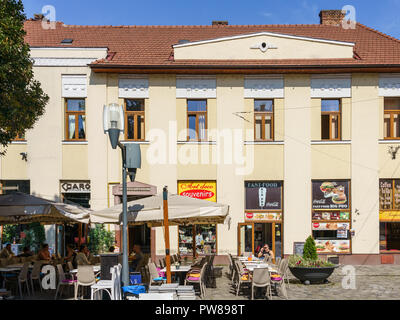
(61, 182), (91, 193)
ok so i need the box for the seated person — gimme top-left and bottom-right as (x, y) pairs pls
(65, 244), (77, 268)
(257, 244), (275, 260)
(76, 245), (92, 266)
(18, 246), (33, 258)
(109, 246), (115, 253)
(0, 243), (14, 259)
(38, 243), (51, 261)
(129, 244), (143, 272)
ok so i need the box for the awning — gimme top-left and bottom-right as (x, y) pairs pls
(90, 192), (230, 227)
(0, 193), (90, 225)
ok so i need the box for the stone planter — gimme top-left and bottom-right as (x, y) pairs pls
(289, 265), (339, 284)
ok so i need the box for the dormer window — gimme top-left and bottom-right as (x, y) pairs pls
(61, 38), (73, 45)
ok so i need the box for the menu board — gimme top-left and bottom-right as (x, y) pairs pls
(315, 239), (350, 253)
(245, 212), (282, 221)
(312, 180), (350, 209)
(380, 179), (393, 210)
(245, 181), (282, 210)
(395, 180), (400, 210)
(312, 222), (350, 231)
(312, 211), (350, 221)
(293, 242), (305, 256)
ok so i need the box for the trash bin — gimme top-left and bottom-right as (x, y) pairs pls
(100, 253), (122, 280)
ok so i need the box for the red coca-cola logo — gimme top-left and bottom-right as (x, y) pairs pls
(313, 223), (320, 229)
(180, 190), (215, 200)
(246, 212), (254, 219)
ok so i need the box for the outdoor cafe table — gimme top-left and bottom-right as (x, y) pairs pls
(160, 265), (191, 285)
(244, 264), (278, 273)
(70, 265), (101, 275)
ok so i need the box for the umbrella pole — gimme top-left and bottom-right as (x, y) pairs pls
(163, 186), (172, 284)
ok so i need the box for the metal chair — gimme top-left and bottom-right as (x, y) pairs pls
(251, 267), (272, 300)
(74, 265), (96, 300)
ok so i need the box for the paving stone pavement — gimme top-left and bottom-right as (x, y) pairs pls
(204, 265), (400, 300)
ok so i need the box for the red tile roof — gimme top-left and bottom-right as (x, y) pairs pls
(24, 20), (400, 70)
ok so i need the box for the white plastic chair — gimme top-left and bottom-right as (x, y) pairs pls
(251, 267), (272, 300)
(18, 262), (31, 299)
(30, 261), (43, 293)
(91, 264), (122, 300)
(74, 265), (96, 300)
(55, 264), (76, 299)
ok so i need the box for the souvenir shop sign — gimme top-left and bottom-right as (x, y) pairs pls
(245, 181), (282, 210)
(178, 181), (216, 202)
(312, 180), (350, 210)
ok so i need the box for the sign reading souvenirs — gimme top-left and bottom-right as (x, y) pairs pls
(245, 181), (282, 210)
(312, 180), (350, 210)
(61, 181), (91, 194)
(178, 181), (216, 202)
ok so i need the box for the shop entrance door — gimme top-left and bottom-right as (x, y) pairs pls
(238, 222), (282, 259)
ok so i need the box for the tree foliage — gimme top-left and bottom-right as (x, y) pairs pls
(21, 222), (46, 252)
(2, 224), (17, 243)
(0, 0), (49, 152)
(88, 224), (115, 254)
(303, 235), (318, 261)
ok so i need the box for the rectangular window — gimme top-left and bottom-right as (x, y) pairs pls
(321, 99), (341, 140)
(384, 98), (400, 139)
(254, 100), (274, 141)
(65, 99), (86, 140)
(125, 99), (145, 141)
(187, 100), (207, 141)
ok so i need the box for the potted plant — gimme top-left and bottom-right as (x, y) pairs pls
(288, 236), (338, 284)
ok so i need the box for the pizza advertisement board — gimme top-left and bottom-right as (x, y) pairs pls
(312, 180), (350, 210)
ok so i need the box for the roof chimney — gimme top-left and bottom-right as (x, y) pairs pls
(319, 10), (345, 26)
(212, 20), (228, 26)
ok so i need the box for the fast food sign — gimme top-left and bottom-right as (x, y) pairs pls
(178, 181), (216, 202)
(312, 180), (350, 209)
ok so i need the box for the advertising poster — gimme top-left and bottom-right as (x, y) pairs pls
(245, 212), (282, 221)
(178, 181), (216, 202)
(245, 181), (282, 210)
(312, 180), (350, 209)
(315, 239), (350, 253)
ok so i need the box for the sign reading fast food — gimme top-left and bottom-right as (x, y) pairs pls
(312, 180), (350, 209)
(178, 181), (216, 202)
(245, 181), (282, 210)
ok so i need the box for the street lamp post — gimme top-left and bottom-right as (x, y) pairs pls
(103, 103), (133, 287)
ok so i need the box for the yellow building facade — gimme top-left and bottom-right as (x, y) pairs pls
(4, 11), (400, 263)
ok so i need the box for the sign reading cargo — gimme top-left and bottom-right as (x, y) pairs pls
(178, 181), (216, 202)
(312, 180), (349, 209)
(245, 181), (282, 210)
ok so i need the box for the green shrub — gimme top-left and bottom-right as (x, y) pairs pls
(88, 224), (115, 254)
(288, 255), (334, 268)
(303, 235), (318, 261)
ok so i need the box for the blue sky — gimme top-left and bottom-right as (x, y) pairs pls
(22, 0), (400, 39)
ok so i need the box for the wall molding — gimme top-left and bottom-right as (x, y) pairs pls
(311, 75), (351, 98)
(62, 75), (87, 98)
(33, 58), (98, 67)
(244, 76), (284, 98)
(379, 75), (400, 97)
(176, 77), (216, 98)
(119, 78), (149, 98)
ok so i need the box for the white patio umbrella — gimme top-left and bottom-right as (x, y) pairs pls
(0, 193), (90, 225)
(90, 192), (230, 227)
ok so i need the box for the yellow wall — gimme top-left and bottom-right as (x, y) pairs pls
(1, 145), (28, 179)
(311, 145), (351, 179)
(62, 145), (88, 179)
